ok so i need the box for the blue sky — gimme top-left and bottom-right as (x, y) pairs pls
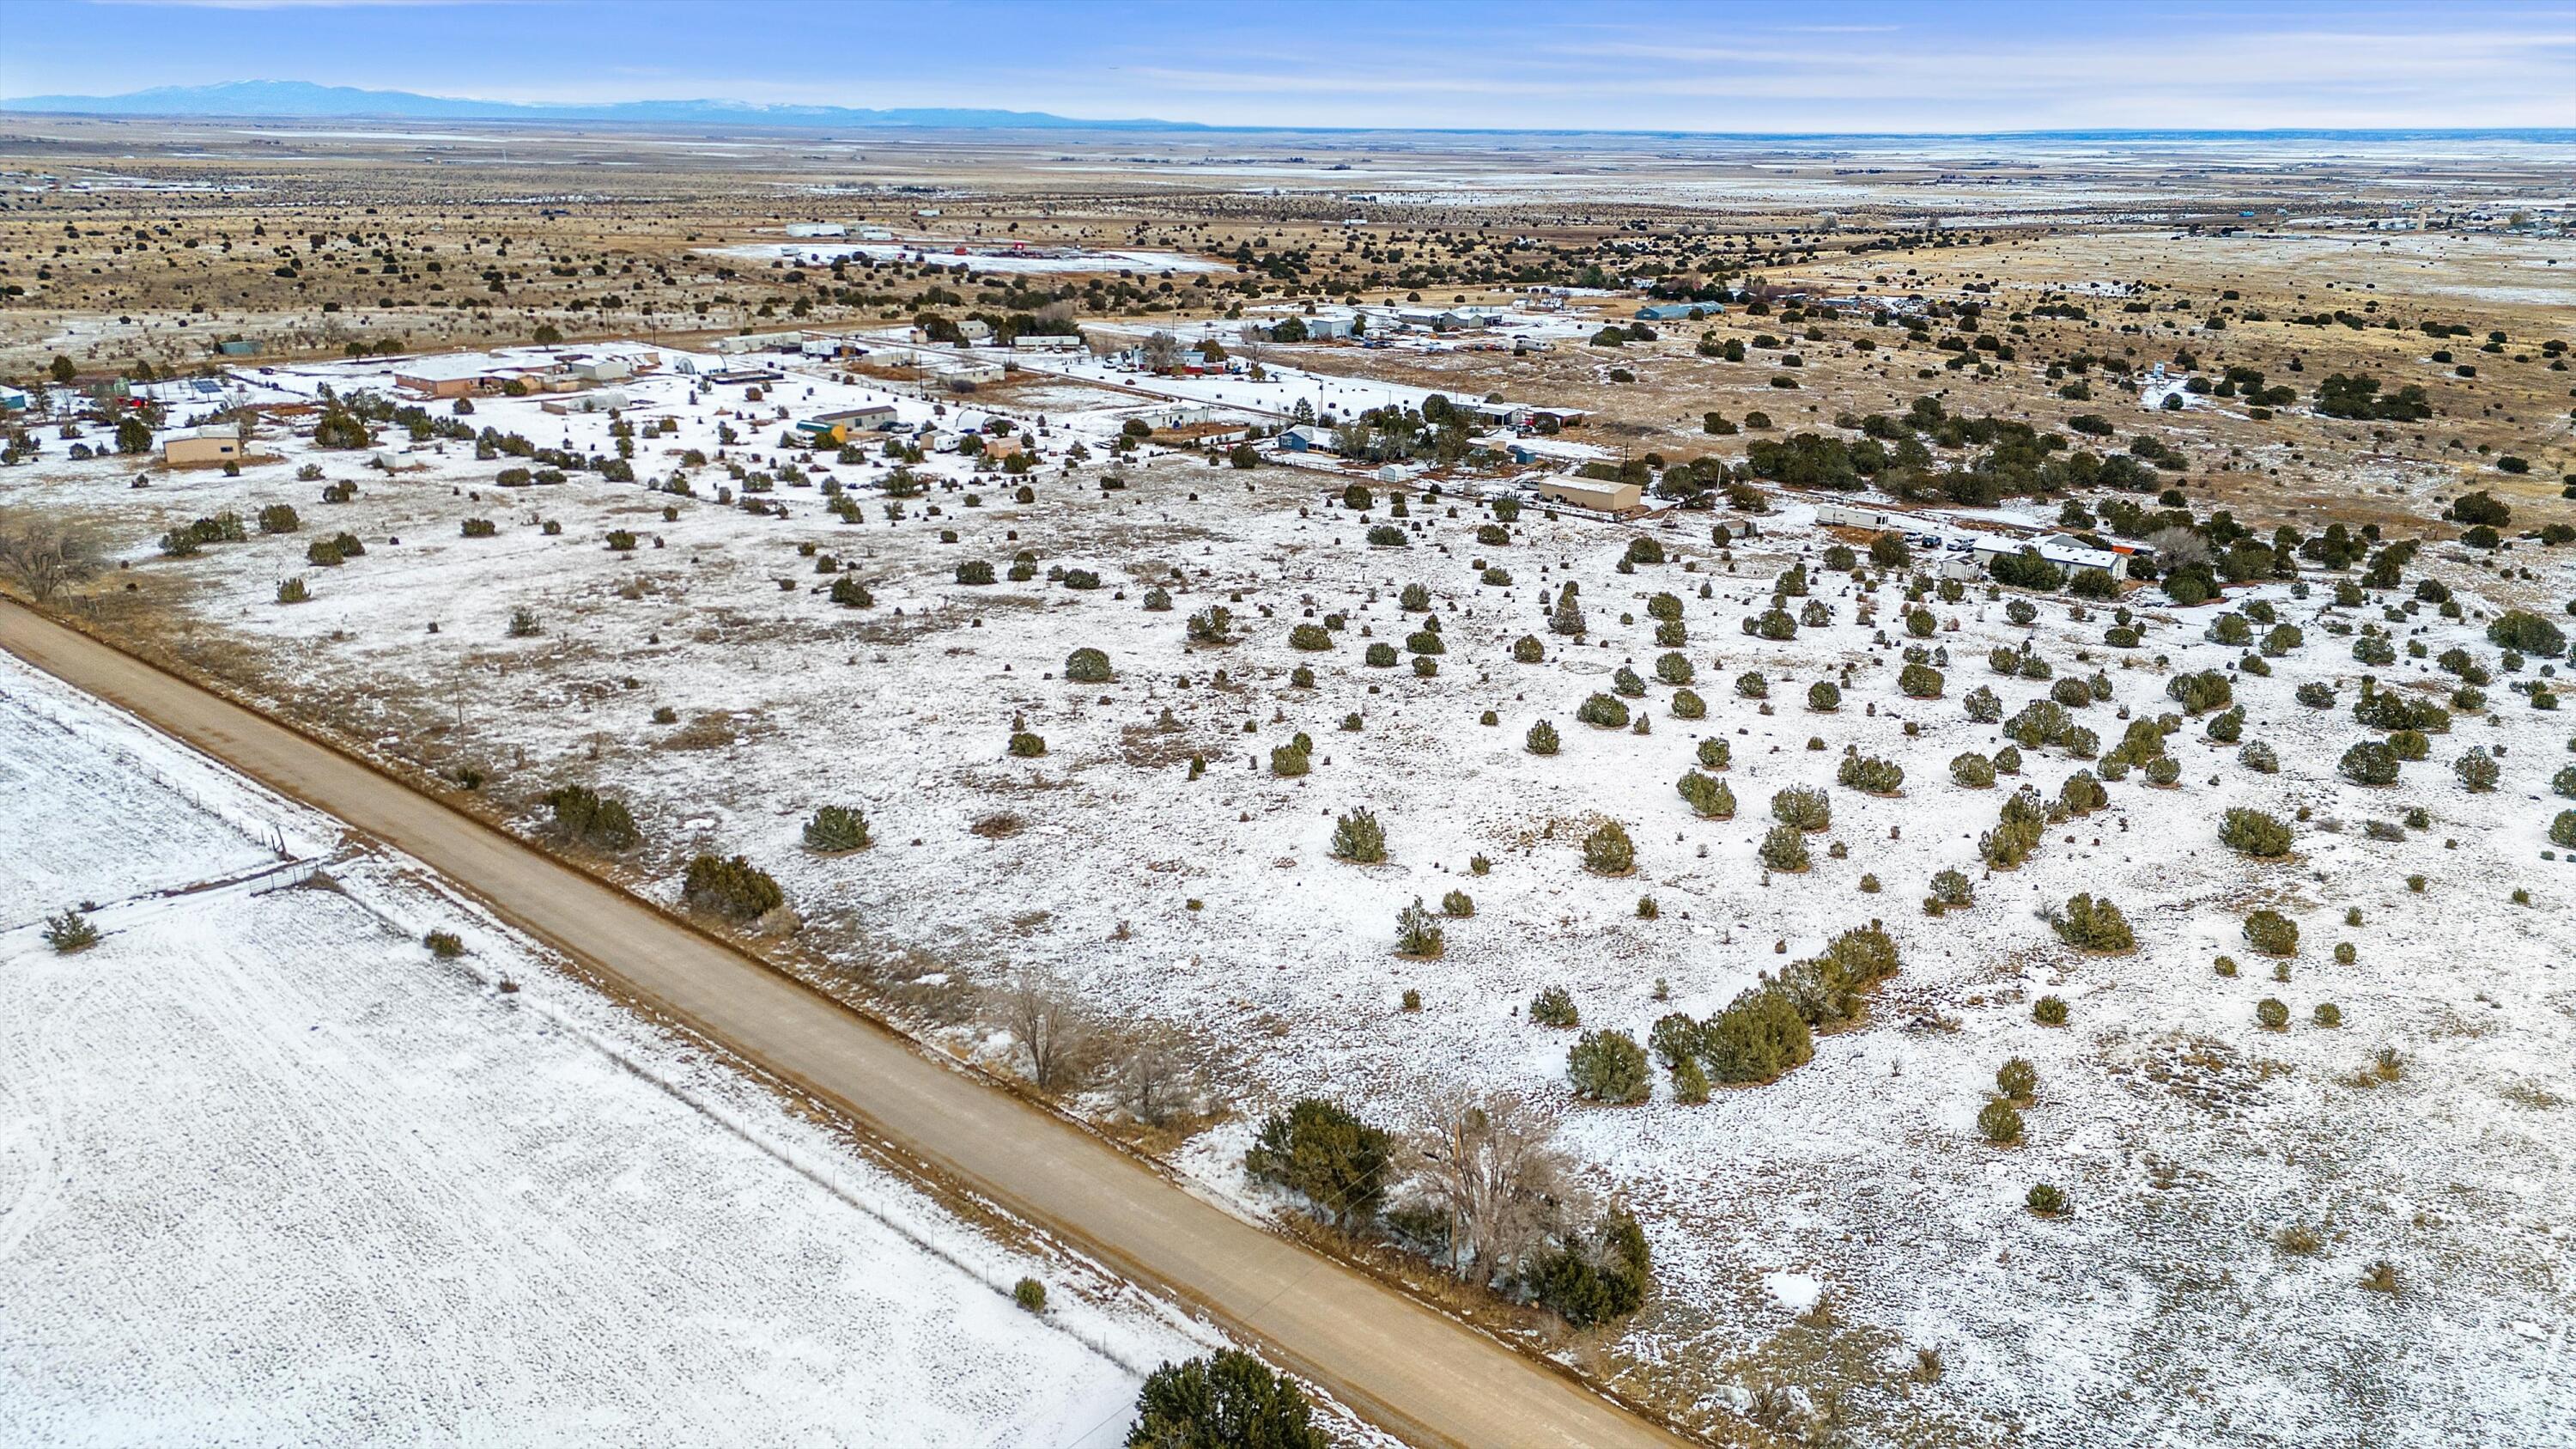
(5, 0), (2573, 131)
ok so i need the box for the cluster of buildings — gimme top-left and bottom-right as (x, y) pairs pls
(392, 350), (656, 401)
(1813, 502), (2133, 580)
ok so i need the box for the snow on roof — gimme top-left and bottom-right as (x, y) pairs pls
(392, 355), (511, 382)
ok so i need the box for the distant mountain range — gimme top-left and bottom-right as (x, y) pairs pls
(0, 80), (1202, 131)
(5, 82), (2570, 143)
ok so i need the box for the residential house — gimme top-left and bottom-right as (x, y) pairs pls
(393, 356), (500, 399)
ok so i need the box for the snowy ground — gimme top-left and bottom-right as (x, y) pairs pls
(0, 650), (1269, 1449)
(7, 343), (2573, 1445)
(713, 241), (1232, 275)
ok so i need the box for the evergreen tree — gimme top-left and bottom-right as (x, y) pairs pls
(1244, 1099), (1394, 1227)
(1567, 1030), (1650, 1104)
(1127, 1351), (1329, 1449)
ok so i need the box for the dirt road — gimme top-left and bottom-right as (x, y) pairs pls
(0, 600), (1694, 1449)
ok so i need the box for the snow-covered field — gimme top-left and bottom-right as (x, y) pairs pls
(7, 342), (2574, 1445)
(713, 241), (1232, 275)
(0, 650), (1245, 1449)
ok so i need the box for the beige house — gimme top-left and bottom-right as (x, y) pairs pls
(161, 426), (243, 466)
(1534, 477), (1642, 513)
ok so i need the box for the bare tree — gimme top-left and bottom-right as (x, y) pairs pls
(1140, 331), (1183, 372)
(1409, 1089), (1583, 1286)
(1113, 1021), (1194, 1126)
(2146, 526), (2210, 571)
(998, 966), (1087, 1092)
(0, 512), (104, 606)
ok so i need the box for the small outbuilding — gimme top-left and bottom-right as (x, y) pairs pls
(161, 425), (242, 466)
(1534, 477), (1643, 514)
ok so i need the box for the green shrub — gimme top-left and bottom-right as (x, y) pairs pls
(1244, 1099), (1394, 1227)
(545, 784), (641, 850)
(1012, 1278), (1047, 1313)
(1289, 622), (1333, 651)
(1929, 868), (1975, 910)
(1996, 1056), (2038, 1102)
(422, 929), (465, 959)
(1395, 898), (1444, 958)
(1007, 731), (1046, 758)
(829, 575), (874, 607)
(1440, 889), (1474, 917)
(1670, 688), (1706, 720)
(1697, 738), (1731, 770)
(1583, 819), (1637, 874)
(1364, 642), (1399, 667)
(256, 503), (301, 534)
(1899, 663), (1945, 698)
(802, 804), (872, 852)
(2553, 810), (2576, 849)
(1979, 787), (2047, 868)
(2341, 741), (2400, 785)
(2452, 747), (2500, 792)
(2024, 1181), (2067, 1216)
(1978, 1099), (2025, 1145)
(1807, 680), (1843, 712)
(1525, 720), (1561, 755)
(1704, 985), (1814, 1082)
(1676, 770), (1736, 819)
(42, 910), (100, 953)
(1512, 634), (1545, 663)
(1529, 985), (1580, 1028)
(1758, 822), (1811, 872)
(2243, 909), (2300, 956)
(2488, 609), (2567, 657)
(2167, 669), (2233, 715)
(683, 854), (783, 920)
(1061, 647), (1114, 684)
(1527, 1208), (1653, 1329)
(1576, 693), (1630, 728)
(955, 559), (995, 585)
(2032, 995), (2069, 1026)
(1837, 755), (1905, 795)
(1951, 752), (1996, 788)
(2256, 997), (2290, 1030)
(1654, 650), (1694, 686)
(2220, 807), (2293, 857)
(1612, 666), (1646, 697)
(2050, 893), (2136, 952)
(1567, 1030), (1650, 1104)
(1772, 786), (1831, 831)
(1330, 807), (1387, 863)
(1270, 743), (1311, 777)
(275, 576), (310, 605)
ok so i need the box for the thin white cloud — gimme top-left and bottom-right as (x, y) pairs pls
(82, 0), (498, 9)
